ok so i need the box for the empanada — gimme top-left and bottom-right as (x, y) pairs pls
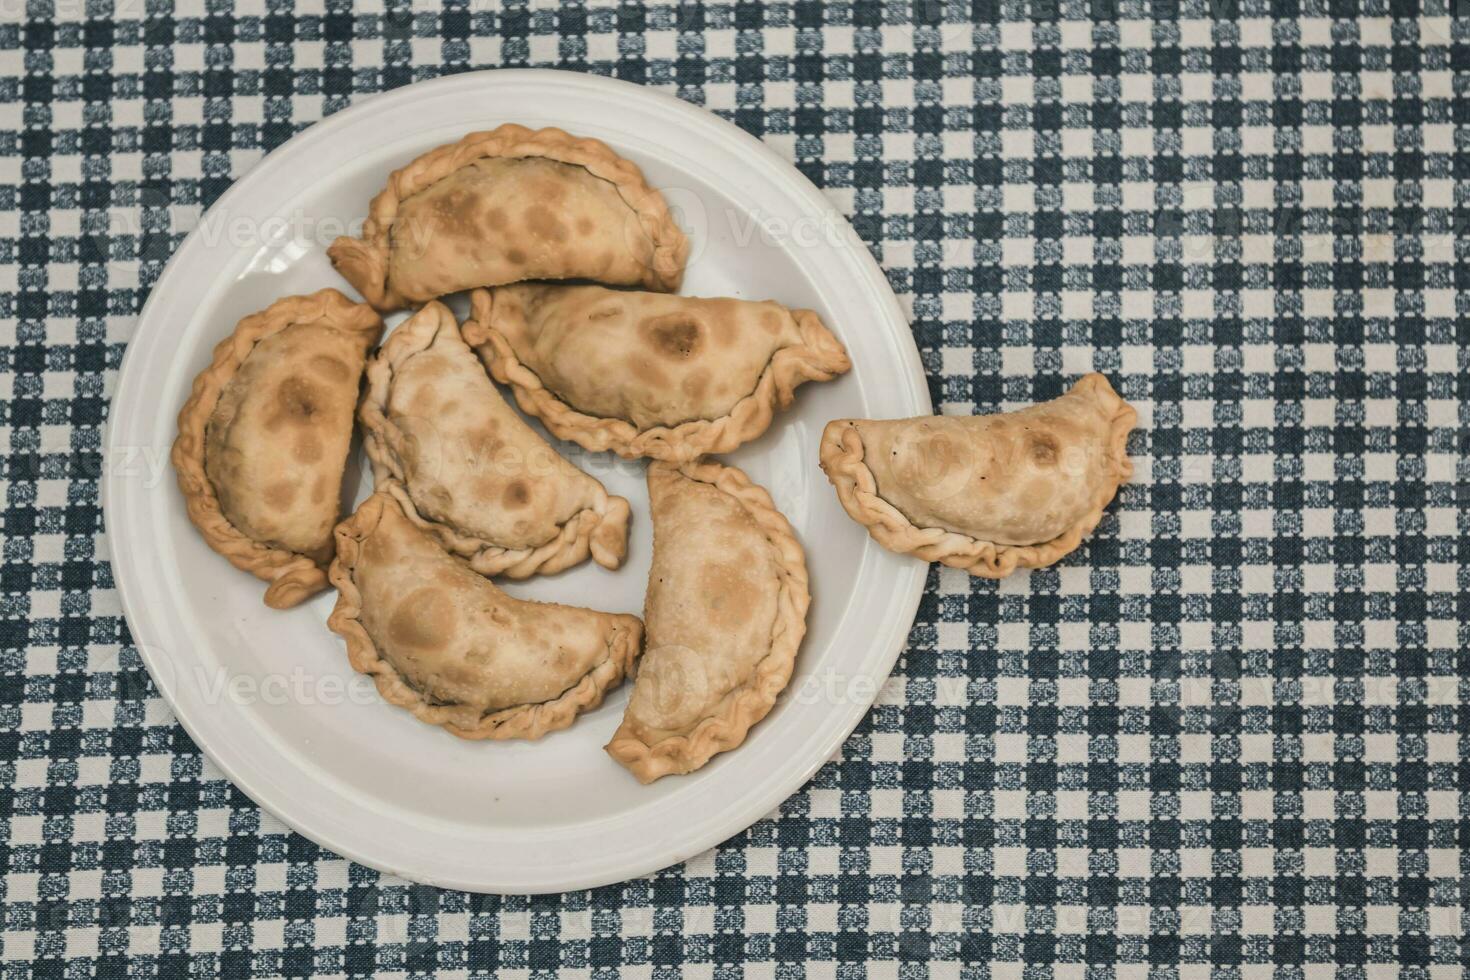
(328, 492), (643, 740)
(819, 373), (1137, 578)
(327, 124), (688, 312)
(359, 300), (629, 578)
(172, 289), (384, 608)
(606, 460), (809, 782)
(464, 283), (852, 461)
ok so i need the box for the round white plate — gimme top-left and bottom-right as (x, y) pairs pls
(103, 69), (930, 894)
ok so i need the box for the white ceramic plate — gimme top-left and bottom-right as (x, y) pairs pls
(102, 69), (930, 894)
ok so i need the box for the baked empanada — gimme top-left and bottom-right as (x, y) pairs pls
(464, 283), (852, 461)
(605, 460), (809, 782)
(359, 300), (629, 578)
(327, 124), (688, 312)
(172, 289), (383, 608)
(819, 373), (1137, 578)
(328, 492), (643, 740)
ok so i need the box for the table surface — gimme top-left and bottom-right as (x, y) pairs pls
(3, 1), (1468, 976)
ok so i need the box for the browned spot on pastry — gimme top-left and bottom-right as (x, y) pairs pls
(310, 354), (350, 380)
(472, 475), (502, 502)
(576, 217), (595, 235)
(264, 480), (297, 509)
(646, 316), (702, 359)
(1030, 434), (1059, 465)
(266, 376), (321, 431)
(506, 247), (528, 265)
(588, 305), (622, 321)
(388, 588), (454, 649)
(699, 563), (754, 629)
(484, 207), (507, 229)
(524, 205), (568, 243)
(760, 310), (784, 333)
(433, 189), (470, 225)
(294, 434), (323, 463)
(502, 480), (531, 509)
(530, 175), (568, 202)
(468, 426), (503, 464)
(682, 370), (710, 401)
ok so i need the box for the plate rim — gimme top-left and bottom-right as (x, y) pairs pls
(102, 67), (931, 893)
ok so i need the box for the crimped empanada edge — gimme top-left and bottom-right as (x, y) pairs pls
(358, 301), (630, 577)
(170, 288), (383, 609)
(818, 372), (1138, 579)
(327, 122), (691, 312)
(604, 459), (811, 783)
(465, 289), (852, 463)
(327, 493), (643, 742)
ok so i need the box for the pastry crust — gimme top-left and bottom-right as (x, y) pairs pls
(327, 123), (689, 312)
(171, 289), (383, 608)
(606, 459), (810, 782)
(328, 492), (643, 740)
(819, 372), (1137, 578)
(465, 284), (851, 462)
(358, 300), (629, 578)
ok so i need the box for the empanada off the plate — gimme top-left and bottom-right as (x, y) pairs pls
(327, 124), (689, 312)
(328, 492), (642, 740)
(464, 283), (852, 462)
(820, 373), (1137, 578)
(172, 289), (384, 608)
(606, 460), (809, 783)
(359, 300), (629, 578)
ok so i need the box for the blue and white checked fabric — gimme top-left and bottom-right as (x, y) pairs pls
(3, 0), (1469, 975)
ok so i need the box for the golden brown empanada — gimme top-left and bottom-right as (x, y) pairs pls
(605, 460), (809, 782)
(819, 373), (1137, 578)
(358, 300), (629, 578)
(172, 289), (384, 608)
(464, 283), (852, 462)
(328, 491), (643, 740)
(327, 124), (688, 312)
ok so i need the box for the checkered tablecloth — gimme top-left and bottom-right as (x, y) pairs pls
(4, 0), (1469, 975)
